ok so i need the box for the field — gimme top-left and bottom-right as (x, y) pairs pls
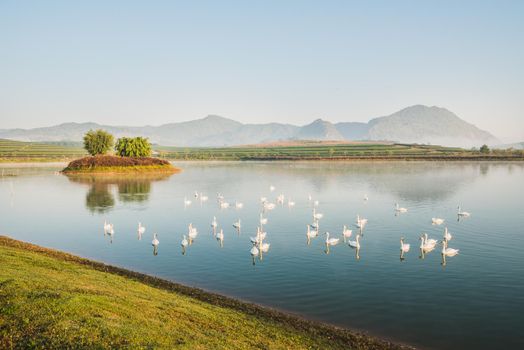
(0, 139), (86, 161)
(155, 142), (523, 160)
(0, 236), (407, 350)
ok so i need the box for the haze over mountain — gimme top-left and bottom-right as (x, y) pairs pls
(0, 105), (498, 147)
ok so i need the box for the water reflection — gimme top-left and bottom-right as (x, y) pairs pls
(64, 172), (174, 213)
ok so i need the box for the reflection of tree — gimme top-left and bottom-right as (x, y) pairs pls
(64, 172), (174, 213)
(85, 183), (114, 214)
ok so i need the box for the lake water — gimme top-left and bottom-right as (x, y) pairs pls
(1, 161), (523, 349)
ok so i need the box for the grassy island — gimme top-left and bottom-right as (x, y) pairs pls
(0, 236), (410, 350)
(61, 155), (180, 174)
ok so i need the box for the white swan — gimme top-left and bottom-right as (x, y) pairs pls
(216, 229), (224, 242)
(342, 225), (353, 241)
(442, 240), (459, 257)
(308, 194), (312, 201)
(250, 245), (259, 256)
(211, 216), (218, 229)
(263, 202), (276, 210)
(152, 233), (159, 247)
(443, 227), (452, 242)
(194, 191), (199, 198)
(269, 185), (275, 192)
(309, 220), (319, 229)
(287, 199), (296, 207)
(259, 214), (268, 226)
(181, 235), (188, 248)
(200, 193), (209, 202)
(233, 219), (241, 229)
(363, 194), (369, 201)
(419, 235), (435, 252)
(348, 234), (360, 249)
(184, 196), (192, 206)
(313, 200), (319, 207)
(277, 194), (285, 203)
(138, 222), (146, 235)
(423, 233), (438, 248)
(395, 203), (408, 213)
(356, 214), (368, 228)
(325, 232), (340, 246)
(313, 208), (323, 220)
(457, 206), (470, 217)
(306, 225), (318, 239)
(188, 223), (198, 240)
(220, 201), (230, 209)
(260, 196), (267, 203)
(103, 220), (112, 233)
(432, 218), (445, 225)
(400, 237), (410, 253)
(235, 201), (244, 209)
(259, 242), (270, 253)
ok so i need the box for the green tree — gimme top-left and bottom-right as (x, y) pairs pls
(83, 129), (114, 156)
(480, 144), (490, 154)
(115, 137), (152, 157)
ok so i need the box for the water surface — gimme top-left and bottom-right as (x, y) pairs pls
(1, 161), (523, 349)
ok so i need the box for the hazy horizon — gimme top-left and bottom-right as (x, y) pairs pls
(1, 1), (523, 142)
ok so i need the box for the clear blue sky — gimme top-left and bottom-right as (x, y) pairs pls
(1, 0), (523, 141)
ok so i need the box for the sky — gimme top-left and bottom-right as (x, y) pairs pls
(1, 0), (523, 142)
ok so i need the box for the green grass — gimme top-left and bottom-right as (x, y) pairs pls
(0, 139), (86, 161)
(0, 236), (408, 350)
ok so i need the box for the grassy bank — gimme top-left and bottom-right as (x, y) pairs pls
(0, 236), (410, 350)
(61, 155), (179, 174)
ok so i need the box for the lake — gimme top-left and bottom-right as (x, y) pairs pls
(1, 161), (523, 349)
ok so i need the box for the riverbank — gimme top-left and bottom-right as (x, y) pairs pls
(61, 155), (180, 174)
(0, 236), (411, 349)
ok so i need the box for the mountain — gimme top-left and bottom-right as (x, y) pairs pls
(363, 105), (498, 147)
(0, 105), (499, 147)
(295, 119), (344, 141)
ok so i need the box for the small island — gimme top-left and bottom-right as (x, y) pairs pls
(61, 129), (180, 174)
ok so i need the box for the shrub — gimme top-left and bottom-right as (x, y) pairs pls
(83, 130), (114, 156)
(115, 137), (152, 157)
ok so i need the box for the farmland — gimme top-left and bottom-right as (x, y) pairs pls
(0, 139), (86, 161)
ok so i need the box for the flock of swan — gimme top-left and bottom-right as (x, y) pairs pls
(102, 186), (468, 265)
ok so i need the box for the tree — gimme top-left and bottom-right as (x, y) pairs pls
(83, 129), (114, 156)
(115, 137), (152, 157)
(480, 144), (490, 154)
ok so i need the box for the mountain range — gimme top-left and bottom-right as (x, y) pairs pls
(0, 105), (499, 147)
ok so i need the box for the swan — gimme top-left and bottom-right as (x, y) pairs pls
(443, 227), (452, 242)
(200, 193), (209, 202)
(325, 232), (340, 246)
(313, 208), (323, 220)
(259, 213), (268, 226)
(107, 224), (114, 236)
(400, 237), (410, 253)
(152, 233), (159, 247)
(194, 191), (199, 198)
(260, 196), (267, 203)
(217, 193), (224, 201)
(277, 194), (285, 203)
(181, 235), (188, 248)
(184, 196), (192, 206)
(269, 185), (275, 192)
(250, 245), (259, 256)
(348, 234), (360, 249)
(259, 242), (270, 253)
(233, 219), (241, 229)
(235, 201), (244, 209)
(442, 240), (459, 257)
(287, 199), (296, 207)
(457, 206), (470, 217)
(419, 235), (436, 252)
(423, 233), (438, 248)
(216, 229), (224, 242)
(432, 218), (445, 225)
(309, 220), (319, 229)
(342, 225), (353, 241)
(395, 203), (408, 213)
(356, 214), (368, 228)
(188, 223), (198, 240)
(220, 201), (230, 209)
(211, 216), (218, 229)
(306, 225), (318, 239)
(313, 200), (319, 207)
(308, 194), (312, 201)
(103, 220), (112, 233)
(363, 194), (369, 201)
(138, 222), (146, 235)
(263, 202), (276, 210)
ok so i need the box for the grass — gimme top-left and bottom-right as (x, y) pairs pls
(0, 236), (409, 350)
(0, 139), (86, 161)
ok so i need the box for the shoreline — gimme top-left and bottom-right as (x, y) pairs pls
(0, 235), (414, 350)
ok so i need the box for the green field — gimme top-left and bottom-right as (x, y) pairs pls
(0, 236), (406, 349)
(155, 143), (522, 160)
(0, 139), (86, 161)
